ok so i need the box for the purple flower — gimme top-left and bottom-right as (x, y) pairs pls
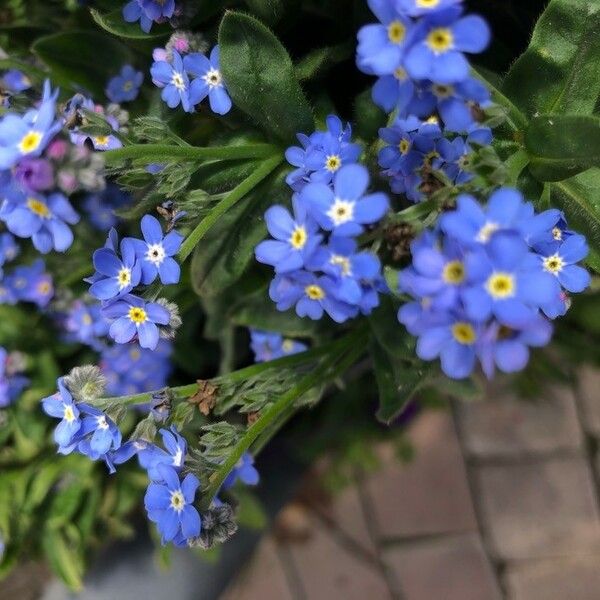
(13, 157), (54, 192)
(102, 294), (170, 350)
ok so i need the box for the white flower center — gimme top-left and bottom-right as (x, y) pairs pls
(170, 490), (185, 513)
(146, 243), (166, 266)
(172, 448), (183, 467)
(203, 69), (222, 88)
(327, 198), (355, 226)
(171, 72), (186, 91)
(96, 416), (109, 430)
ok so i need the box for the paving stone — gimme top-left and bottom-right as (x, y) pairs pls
(505, 556), (600, 600)
(456, 385), (583, 457)
(384, 533), (501, 600)
(287, 518), (391, 600)
(365, 411), (477, 539)
(476, 457), (600, 560)
(578, 366), (600, 437)
(221, 537), (294, 600)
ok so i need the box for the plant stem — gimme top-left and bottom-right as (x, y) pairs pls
(103, 143), (280, 165)
(199, 327), (368, 509)
(177, 154), (283, 261)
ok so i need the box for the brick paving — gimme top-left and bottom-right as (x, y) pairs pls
(222, 368), (600, 599)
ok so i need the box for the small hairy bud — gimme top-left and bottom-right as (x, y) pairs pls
(156, 298), (182, 339)
(64, 365), (106, 402)
(194, 504), (238, 549)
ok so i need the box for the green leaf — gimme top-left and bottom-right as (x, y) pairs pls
(525, 114), (600, 181)
(218, 11), (314, 144)
(32, 30), (131, 97)
(90, 8), (171, 39)
(190, 172), (285, 297)
(502, 0), (600, 117)
(244, 0), (286, 24)
(42, 531), (84, 591)
(549, 168), (600, 254)
(353, 88), (387, 141)
(295, 42), (353, 82)
(236, 489), (268, 530)
(504, 148), (530, 186)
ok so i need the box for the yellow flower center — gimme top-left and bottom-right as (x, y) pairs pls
(122, 81), (134, 92)
(289, 226), (307, 250)
(399, 139), (411, 154)
(82, 314), (93, 326)
(330, 254), (352, 276)
(393, 67), (408, 81)
(417, 0), (440, 8)
(442, 260), (465, 285)
(387, 20), (406, 44)
(476, 221), (499, 243)
(64, 405), (76, 423)
(117, 268), (131, 288)
(94, 136), (110, 147)
(18, 131), (43, 154)
(452, 322), (476, 345)
(170, 490), (185, 512)
(543, 254), (564, 274)
(27, 197), (51, 218)
(129, 348), (141, 360)
(486, 273), (515, 299)
(282, 339), (295, 353)
(427, 28), (454, 53)
(305, 284), (325, 300)
(425, 115), (439, 124)
(552, 227), (562, 241)
(432, 84), (454, 98)
(128, 307), (148, 324)
(37, 281), (51, 294)
(325, 154), (342, 172)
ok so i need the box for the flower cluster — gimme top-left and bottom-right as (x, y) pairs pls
(0, 259), (53, 307)
(357, 0), (493, 202)
(83, 183), (131, 231)
(250, 329), (307, 362)
(0, 348), (28, 408)
(86, 216), (183, 350)
(150, 46), (232, 115)
(256, 116), (389, 322)
(398, 187), (591, 379)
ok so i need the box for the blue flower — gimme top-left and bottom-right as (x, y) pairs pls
(183, 46), (232, 115)
(477, 316), (553, 379)
(396, 0), (462, 17)
(356, 2), (415, 75)
(222, 453), (259, 491)
(0, 232), (18, 276)
(255, 196), (322, 273)
(122, 0), (153, 33)
(144, 464), (202, 544)
(41, 377), (82, 449)
(416, 311), (481, 379)
(88, 235), (141, 301)
(301, 164), (389, 237)
(151, 51), (202, 113)
(102, 294), (170, 350)
(83, 183), (131, 231)
(371, 68), (415, 113)
(139, 0), (175, 21)
(2, 70), (31, 93)
(0, 348), (28, 408)
(378, 116), (441, 175)
(76, 404), (122, 461)
(106, 65), (144, 103)
(5, 260), (53, 307)
(440, 188), (531, 247)
(127, 215), (183, 285)
(462, 232), (559, 328)
(538, 234), (590, 294)
(63, 300), (109, 349)
(250, 330), (307, 363)
(1, 191), (79, 253)
(0, 80), (61, 169)
(139, 426), (187, 480)
(404, 13), (490, 84)
(269, 270), (358, 322)
(308, 236), (383, 308)
(285, 115), (361, 191)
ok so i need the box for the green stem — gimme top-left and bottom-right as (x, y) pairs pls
(200, 328), (368, 509)
(178, 155), (283, 262)
(103, 143), (280, 165)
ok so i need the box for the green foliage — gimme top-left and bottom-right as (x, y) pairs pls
(90, 8), (171, 39)
(218, 11), (314, 144)
(32, 30), (131, 97)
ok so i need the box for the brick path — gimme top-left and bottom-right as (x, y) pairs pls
(223, 368), (600, 599)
